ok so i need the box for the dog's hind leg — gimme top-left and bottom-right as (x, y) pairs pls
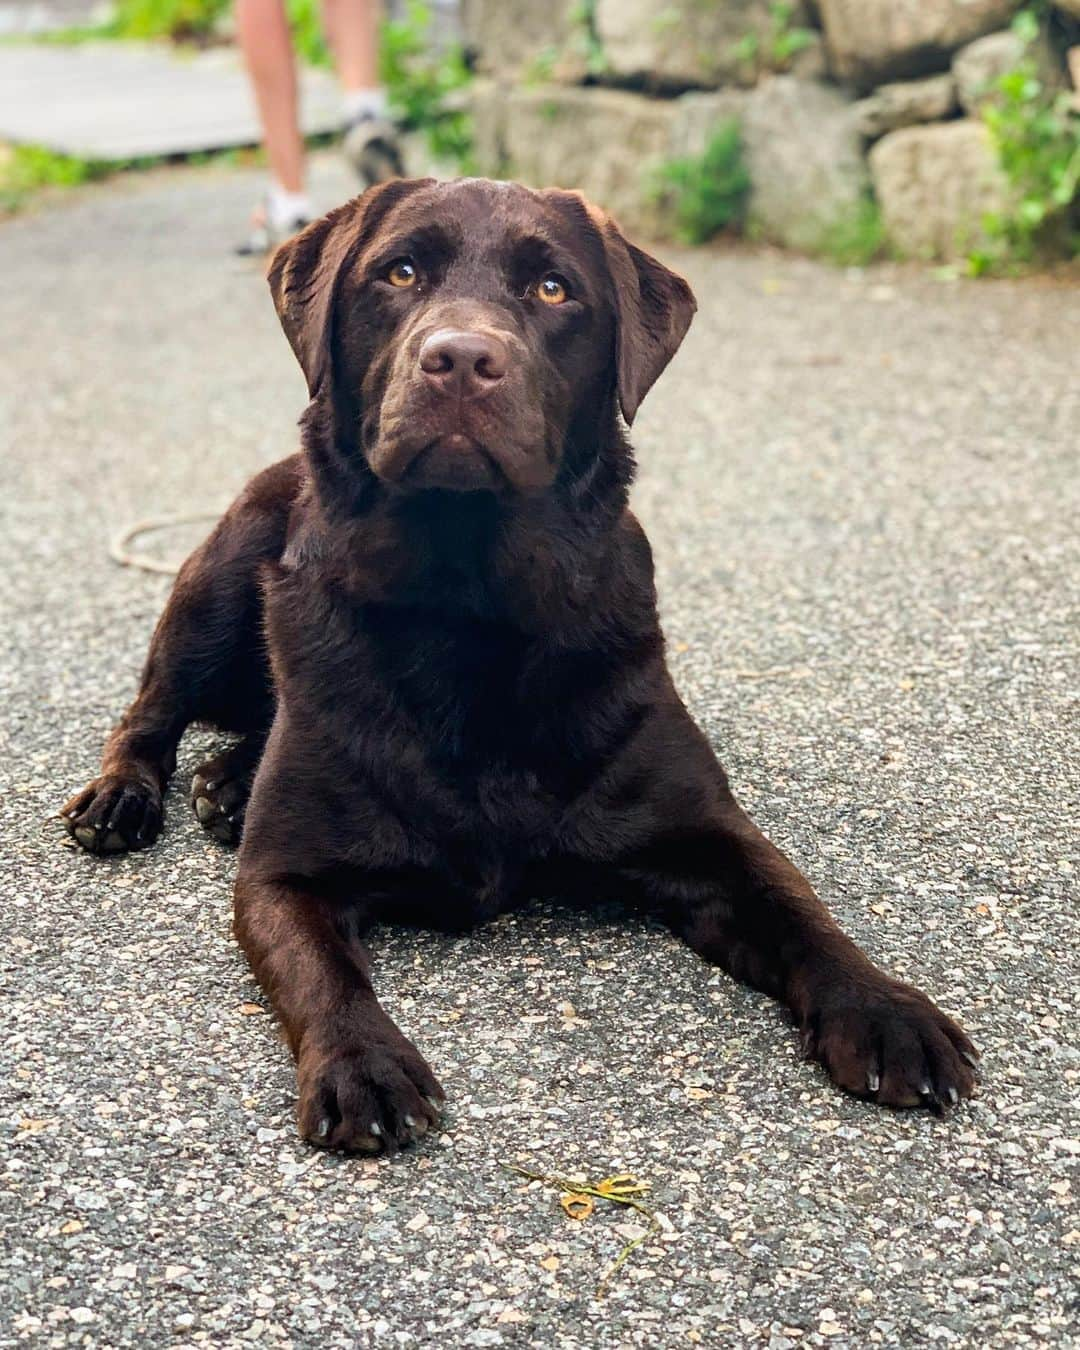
(61, 456), (304, 855)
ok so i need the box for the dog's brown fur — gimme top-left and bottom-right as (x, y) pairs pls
(63, 178), (977, 1150)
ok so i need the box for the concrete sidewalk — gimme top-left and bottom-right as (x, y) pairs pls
(1, 159), (1078, 1348)
(0, 43), (344, 160)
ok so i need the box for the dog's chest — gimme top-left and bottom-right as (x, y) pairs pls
(342, 603), (626, 830)
(365, 607), (561, 768)
(276, 575), (639, 857)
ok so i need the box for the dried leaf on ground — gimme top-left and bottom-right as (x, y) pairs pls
(502, 1162), (664, 1296)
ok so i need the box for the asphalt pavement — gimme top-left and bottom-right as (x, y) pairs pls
(1, 157), (1078, 1348)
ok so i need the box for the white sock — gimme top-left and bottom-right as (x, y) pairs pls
(342, 87), (389, 121)
(267, 182), (313, 231)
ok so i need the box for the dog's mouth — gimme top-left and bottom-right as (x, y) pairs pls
(402, 434), (503, 493)
(366, 404), (557, 496)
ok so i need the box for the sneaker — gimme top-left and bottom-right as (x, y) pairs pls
(342, 113), (405, 188)
(234, 200), (310, 257)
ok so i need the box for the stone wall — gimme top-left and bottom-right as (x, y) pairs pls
(464, 0), (1080, 260)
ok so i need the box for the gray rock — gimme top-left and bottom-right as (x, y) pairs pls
(469, 84), (680, 234)
(669, 89), (752, 159)
(953, 28), (1061, 114)
(870, 119), (1010, 258)
(741, 76), (869, 251)
(469, 78), (868, 247)
(819, 0), (1022, 89)
(788, 32), (830, 83)
(472, 77), (869, 248)
(594, 0), (815, 91)
(460, 0), (586, 83)
(852, 73), (958, 139)
(953, 30), (1022, 113)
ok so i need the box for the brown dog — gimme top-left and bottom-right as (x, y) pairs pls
(62, 178), (978, 1151)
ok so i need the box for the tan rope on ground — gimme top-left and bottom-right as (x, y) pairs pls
(108, 509), (224, 576)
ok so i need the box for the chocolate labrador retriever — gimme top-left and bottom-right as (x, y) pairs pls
(62, 178), (978, 1150)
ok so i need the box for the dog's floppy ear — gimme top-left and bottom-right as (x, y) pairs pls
(597, 213), (697, 425)
(267, 177), (435, 399)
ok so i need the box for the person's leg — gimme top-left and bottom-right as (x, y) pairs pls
(237, 0), (305, 195)
(323, 0), (404, 184)
(322, 0), (381, 96)
(235, 0), (313, 250)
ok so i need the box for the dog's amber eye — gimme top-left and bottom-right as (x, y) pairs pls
(387, 259), (418, 288)
(535, 275), (568, 305)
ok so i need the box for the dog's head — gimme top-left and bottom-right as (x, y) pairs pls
(268, 177), (695, 496)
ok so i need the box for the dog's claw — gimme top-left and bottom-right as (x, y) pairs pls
(866, 1071), (880, 1093)
(315, 1117), (331, 1140)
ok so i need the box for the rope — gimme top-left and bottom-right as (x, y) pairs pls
(108, 509), (224, 576)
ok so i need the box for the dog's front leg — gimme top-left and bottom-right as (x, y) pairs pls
(233, 872), (445, 1151)
(624, 797), (978, 1111)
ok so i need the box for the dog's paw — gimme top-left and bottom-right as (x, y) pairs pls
(61, 775), (162, 854)
(802, 977), (979, 1112)
(190, 739), (261, 845)
(191, 766), (247, 846)
(297, 1028), (446, 1153)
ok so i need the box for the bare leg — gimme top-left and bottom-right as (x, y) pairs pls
(236, 0), (305, 195)
(324, 0), (403, 184)
(322, 0), (381, 92)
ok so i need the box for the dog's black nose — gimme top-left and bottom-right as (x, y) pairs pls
(419, 329), (508, 399)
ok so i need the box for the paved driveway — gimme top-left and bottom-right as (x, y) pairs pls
(1, 159), (1077, 1347)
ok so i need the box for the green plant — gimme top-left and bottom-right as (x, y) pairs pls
(0, 144), (94, 211)
(521, 2), (607, 82)
(287, 0), (330, 67)
(379, 1), (473, 170)
(107, 0), (228, 40)
(0, 142), (250, 214)
(522, 45), (559, 86)
(731, 2), (815, 77)
(975, 6), (1080, 267)
(730, 31), (760, 69)
(0, 144), (143, 212)
(768, 2), (815, 67)
(19, 0), (313, 51)
(568, 0), (608, 77)
(650, 121), (751, 244)
(816, 197), (887, 266)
